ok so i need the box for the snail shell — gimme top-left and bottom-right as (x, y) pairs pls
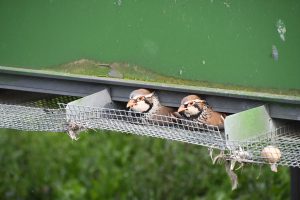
(261, 146), (281, 163)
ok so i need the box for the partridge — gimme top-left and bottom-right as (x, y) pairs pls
(178, 95), (226, 129)
(127, 89), (181, 124)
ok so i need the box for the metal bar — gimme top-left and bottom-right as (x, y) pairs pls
(1, 66), (300, 121)
(291, 167), (300, 200)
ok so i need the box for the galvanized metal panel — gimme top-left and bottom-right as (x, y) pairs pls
(225, 105), (276, 143)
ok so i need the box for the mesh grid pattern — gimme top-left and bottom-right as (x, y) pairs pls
(0, 104), (66, 132)
(21, 96), (79, 109)
(224, 126), (300, 167)
(0, 90), (78, 108)
(0, 100), (300, 168)
(64, 104), (225, 149)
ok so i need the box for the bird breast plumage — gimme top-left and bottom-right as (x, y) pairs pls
(198, 108), (225, 128)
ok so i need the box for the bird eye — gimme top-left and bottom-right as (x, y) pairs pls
(137, 97), (143, 101)
(188, 102), (194, 106)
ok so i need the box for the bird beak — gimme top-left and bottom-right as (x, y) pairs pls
(178, 105), (186, 113)
(126, 99), (136, 108)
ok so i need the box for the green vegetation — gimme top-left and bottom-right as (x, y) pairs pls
(0, 129), (290, 200)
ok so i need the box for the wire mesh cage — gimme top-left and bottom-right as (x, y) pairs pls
(0, 91), (300, 168)
(0, 104), (66, 132)
(0, 90), (78, 108)
(223, 125), (300, 168)
(62, 104), (225, 148)
(0, 93), (78, 132)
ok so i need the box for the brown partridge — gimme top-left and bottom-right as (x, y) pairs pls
(127, 89), (181, 123)
(178, 95), (226, 129)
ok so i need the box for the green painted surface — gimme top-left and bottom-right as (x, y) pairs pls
(0, 0), (299, 91)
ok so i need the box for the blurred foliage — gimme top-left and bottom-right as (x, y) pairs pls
(0, 129), (290, 200)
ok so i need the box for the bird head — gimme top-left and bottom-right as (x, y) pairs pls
(127, 89), (154, 112)
(178, 95), (205, 118)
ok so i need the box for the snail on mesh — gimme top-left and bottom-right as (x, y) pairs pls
(261, 146), (281, 172)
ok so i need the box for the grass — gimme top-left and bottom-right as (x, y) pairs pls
(0, 128), (290, 200)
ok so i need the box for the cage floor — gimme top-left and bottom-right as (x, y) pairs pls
(64, 104), (225, 149)
(223, 126), (300, 168)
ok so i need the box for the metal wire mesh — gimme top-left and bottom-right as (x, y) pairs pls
(0, 94), (78, 132)
(22, 95), (79, 109)
(0, 99), (300, 168)
(224, 126), (300, 168)
(0, 90), (78, 108)
(63, 104), (225, 149)
(0, 104), (66, 132)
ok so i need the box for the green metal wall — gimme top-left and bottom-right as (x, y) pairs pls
(0, 0), (299, 90)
